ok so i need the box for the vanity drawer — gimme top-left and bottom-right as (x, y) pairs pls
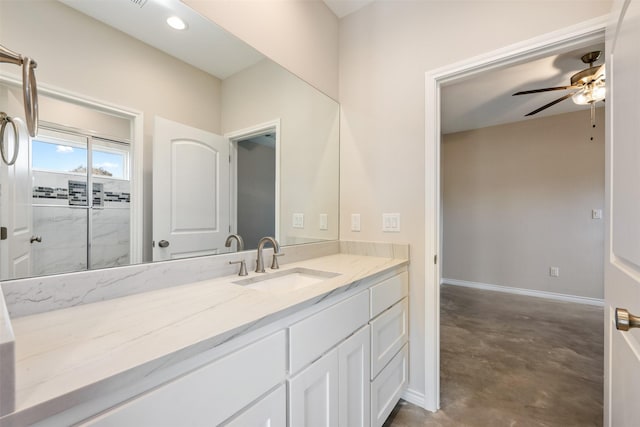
(81, 331), (286, 427)
(370, 344), (408, 427)
(289, 290), (369, 374)
(222, 384), (286, 427)
(370, 298), (408, 379)
(370, 272), (408, 319)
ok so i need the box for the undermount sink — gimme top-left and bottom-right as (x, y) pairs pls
(233, 267), (340, 292)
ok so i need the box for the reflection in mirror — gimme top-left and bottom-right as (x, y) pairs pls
(0, 0), (339, 281)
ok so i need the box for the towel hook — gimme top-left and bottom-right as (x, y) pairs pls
(0, 113), (19, 166)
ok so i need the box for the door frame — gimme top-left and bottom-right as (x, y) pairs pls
(0, 72), (144, 264)
(423, 15), (608, 411)
(225, 119), (281, 243)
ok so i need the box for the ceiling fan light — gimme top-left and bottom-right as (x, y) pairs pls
(572, 82), (606, 106)
(592, 84), (606, 101)
(572, 90), (591, 105)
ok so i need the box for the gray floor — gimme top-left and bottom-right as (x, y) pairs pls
(384, 285), (604, 427)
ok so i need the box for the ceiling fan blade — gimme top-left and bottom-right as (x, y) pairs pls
(513, 86), (578, 96)
(524, 92), (575, 116)
(593, 64), (606, 80)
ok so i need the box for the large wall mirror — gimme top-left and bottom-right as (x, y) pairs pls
(0, 0), (339, 280)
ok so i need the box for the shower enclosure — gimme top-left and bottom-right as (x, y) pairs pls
(30, 126), (131, 277)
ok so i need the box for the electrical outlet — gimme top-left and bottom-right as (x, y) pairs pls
(382, 213), (400, 232)
(351, 214), (361, 232)
(293, 213), (304, 229)
(549, 266), (560, 277)
(319, 213), (328, 230)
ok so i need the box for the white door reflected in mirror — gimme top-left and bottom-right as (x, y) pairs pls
(152, 117), (230, 262)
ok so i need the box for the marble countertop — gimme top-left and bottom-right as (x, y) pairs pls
(6, 252), (407, 423)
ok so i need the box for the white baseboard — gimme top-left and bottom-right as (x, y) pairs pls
(441, 278), (604, 307)
(401, 388), (429, 410)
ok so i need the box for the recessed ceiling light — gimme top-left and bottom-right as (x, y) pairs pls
(166, 16), (187, 31)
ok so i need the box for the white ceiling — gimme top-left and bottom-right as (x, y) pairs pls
(59, 0), (264, 80)
(322, 0), (375, 18)
(60, 0), (605, 134)
(441, 43), (605, 134)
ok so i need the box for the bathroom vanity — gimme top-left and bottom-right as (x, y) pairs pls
(0, 241), (409, 427)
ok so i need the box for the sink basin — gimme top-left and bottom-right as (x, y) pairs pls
(233, 267), (339, 292)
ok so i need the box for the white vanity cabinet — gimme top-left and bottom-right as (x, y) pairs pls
(223, 385), (286, 427)
(338, 325), (371, 427)
(288, 290), (370, 427)
(289, 347), (340, 426)
(371, 344), (408, 427)
(288, 325), (371, 427)
(288, 270), (408, 427)
(368, 271), (409, 427)
(44, 266), (409, 427)
(79, 331), (287, 427)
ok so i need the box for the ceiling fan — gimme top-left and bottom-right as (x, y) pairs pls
(512, 51), (606, 122)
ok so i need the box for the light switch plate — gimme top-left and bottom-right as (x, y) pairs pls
(293, 213), (304, 229)
(351, 214), (361, 232)
(549, 266), (560, 277)
(382, 213), (400, 232)
(592, 209), (602, 219)
(319, 213), (328, 230)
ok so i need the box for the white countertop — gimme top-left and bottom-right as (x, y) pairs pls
(7, 253), (407, 423)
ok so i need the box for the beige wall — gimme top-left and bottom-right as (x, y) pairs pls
(222, 59), (340, 245)
(0, 0), (222, 261)
(442, 109), (605, 299)
(184, 0), (339, 100)
(339, 0), (612, 399)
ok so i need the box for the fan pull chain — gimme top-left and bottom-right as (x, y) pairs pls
(590, 103), (596, 142)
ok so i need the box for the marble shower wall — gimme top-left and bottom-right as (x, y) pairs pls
(32, 171), (130, 275)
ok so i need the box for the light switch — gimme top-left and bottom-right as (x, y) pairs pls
(549, 266), (560, 277)
(351, 214), (361, 232)
(382, 213), (400, 232)
(319, 213), (328, 230)
(592, 209), (602, 220)
(293, 213), (304, 229)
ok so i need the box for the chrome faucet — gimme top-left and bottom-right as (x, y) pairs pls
(255, 236), (282, 273)
(225, 234), (244, 252)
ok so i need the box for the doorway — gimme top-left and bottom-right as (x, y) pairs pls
(227, 120), (280, 250)
(0, 76), (142, 280)
(234, 133), (276, 250)
(423, 17), (608, 411)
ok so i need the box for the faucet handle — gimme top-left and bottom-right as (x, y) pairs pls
(229, 259), (248, 276)
(271, 253), (284, 270)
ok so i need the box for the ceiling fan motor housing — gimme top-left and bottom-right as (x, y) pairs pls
(571, 67), (601, 87)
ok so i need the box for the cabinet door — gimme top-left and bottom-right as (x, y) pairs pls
(223, 385), (286, 427)
(289, 347), (339, 427)
(338, 326), (370, 427)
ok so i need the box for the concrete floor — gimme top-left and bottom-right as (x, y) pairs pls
(384, 285), (604, 427)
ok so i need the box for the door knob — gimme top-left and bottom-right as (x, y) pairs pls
(158, 240), (170, 248)
(30, 235), (42, 244)
(615, 308), (640, 331)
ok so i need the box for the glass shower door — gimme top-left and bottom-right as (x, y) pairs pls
(89, 137), (131, 270)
